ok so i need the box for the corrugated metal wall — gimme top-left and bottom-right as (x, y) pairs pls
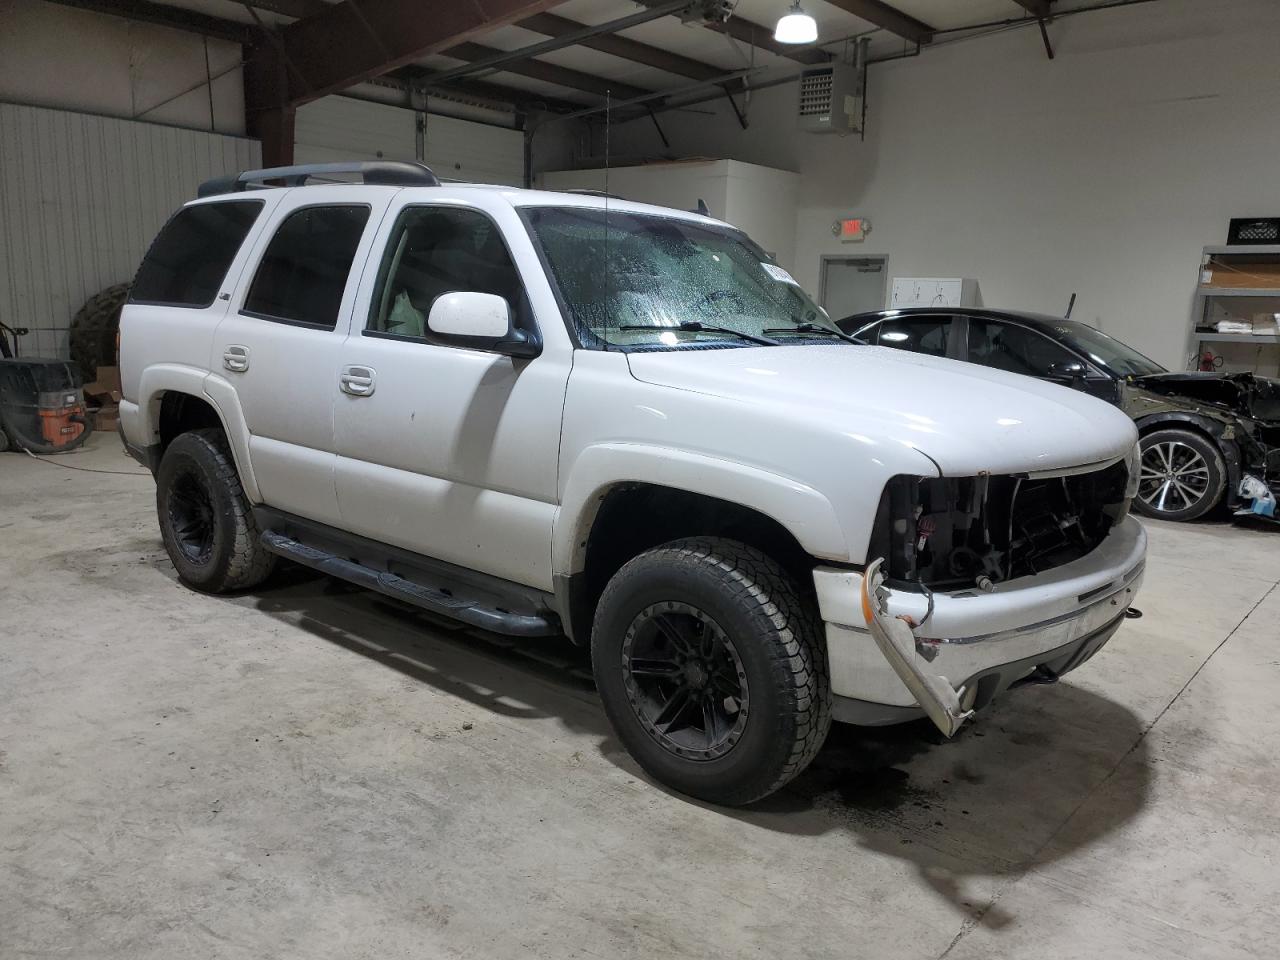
(296, 96), (525, 188)
(0, 102), (259, 359)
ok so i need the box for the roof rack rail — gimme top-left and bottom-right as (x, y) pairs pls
(198, 161), (440, 198)
(564, 188), (628, 201)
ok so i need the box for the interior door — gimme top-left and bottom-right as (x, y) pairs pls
(820, 257), (887, 322)
(212, 188), (391, 526)
(332, 201), (571, 591)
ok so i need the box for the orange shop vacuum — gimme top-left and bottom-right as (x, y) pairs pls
(0, 320), (91, 454)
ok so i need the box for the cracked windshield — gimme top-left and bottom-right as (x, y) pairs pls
(524, 206), (848, 350)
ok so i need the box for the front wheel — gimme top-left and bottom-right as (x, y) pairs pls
(156, 428), (275, 592)
(591, 538), (831, 806)
(1132, 427), (1226, 522)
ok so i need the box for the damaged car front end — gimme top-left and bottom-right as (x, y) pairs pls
(815, 447), (1146, 736)
(1128, 372), (1280, 520)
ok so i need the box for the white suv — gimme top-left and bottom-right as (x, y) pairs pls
(119, 161), (1146, 806)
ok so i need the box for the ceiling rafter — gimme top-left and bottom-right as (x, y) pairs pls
(820, 0), (935, 44)
(517, 12), (725, 82)
(44, 0), (254, 43)
(436, 42), (653, 102)
(272, 0), (566, 103)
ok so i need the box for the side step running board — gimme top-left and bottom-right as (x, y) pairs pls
(260, 530), (560, 638)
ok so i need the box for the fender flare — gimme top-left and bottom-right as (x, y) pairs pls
(554, 442), (849, 578)
(133, 364), (261, 502)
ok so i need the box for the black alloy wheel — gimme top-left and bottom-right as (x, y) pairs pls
(166, 469), (217, 565)
(621, 601), (749, 761)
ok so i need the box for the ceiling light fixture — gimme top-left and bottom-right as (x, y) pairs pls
(774, 2), (817, 44)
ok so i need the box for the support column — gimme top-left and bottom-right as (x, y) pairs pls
(243, 40), (296, 167)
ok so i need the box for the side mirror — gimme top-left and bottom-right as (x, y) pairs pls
(1047, 360), (1087, 385)
(427, 292), (541, 359)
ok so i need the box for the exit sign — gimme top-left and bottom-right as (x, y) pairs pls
(832, 217), (870, 242)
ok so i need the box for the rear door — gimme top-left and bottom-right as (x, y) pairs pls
(211, 186), (394, 525)
(123, 196), (278, 403)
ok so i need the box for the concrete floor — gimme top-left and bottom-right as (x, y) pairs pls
(2, 434), (1279, 960)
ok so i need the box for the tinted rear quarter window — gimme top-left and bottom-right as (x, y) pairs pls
(130, 200), (264, 307)
(877, 316), (952, 356)
(242, 205), (371, 329)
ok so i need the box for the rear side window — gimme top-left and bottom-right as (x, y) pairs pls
(242, 205), (371, 329)
(130, 200), (263, 307)
(875, 315), (953, 356)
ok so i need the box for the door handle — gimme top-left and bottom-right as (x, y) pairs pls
(223, 345), (250, 373)
(340, 365), (376, 397)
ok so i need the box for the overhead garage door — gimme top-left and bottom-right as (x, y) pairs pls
(295, 96), (524, 187)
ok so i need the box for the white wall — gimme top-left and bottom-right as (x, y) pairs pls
(538, 159), (799, 267)
(296, 95), (527, 186)
(604, 0), (1280, 370)
(0, 0), (245, 134)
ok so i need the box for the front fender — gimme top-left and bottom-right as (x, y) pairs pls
(554, 442), (849, 577)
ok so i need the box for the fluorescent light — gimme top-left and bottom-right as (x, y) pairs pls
(774, 3), (817, 44)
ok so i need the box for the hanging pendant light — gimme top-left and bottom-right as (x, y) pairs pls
(774, 2), (818, 44)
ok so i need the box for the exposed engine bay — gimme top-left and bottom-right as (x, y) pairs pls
(870, 459), (1131, 591)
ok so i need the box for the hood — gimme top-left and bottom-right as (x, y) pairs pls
(626, 344), (1137, 477)
(1134, 371), (1280, 423)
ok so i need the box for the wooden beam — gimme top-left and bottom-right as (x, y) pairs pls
(517, 12), (724, 81)
(820, 0), (934, 44)
(438, 42), (652, 102)
(43, 0), (253, 43)
(276, 0), (565, 103)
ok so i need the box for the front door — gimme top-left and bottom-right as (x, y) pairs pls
(332, 201), (571, 591)
(212, 188), (392, 526)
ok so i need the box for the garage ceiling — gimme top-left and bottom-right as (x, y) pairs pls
(48, 0), (1105, 117)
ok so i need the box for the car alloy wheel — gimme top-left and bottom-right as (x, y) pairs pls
(167, 469), (217, 565)
(1138, 439), (1211, 515)
(620, 601), (749, 762)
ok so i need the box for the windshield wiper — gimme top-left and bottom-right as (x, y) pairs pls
(763, 322), (864, 344)
(617, 321), (779, 346)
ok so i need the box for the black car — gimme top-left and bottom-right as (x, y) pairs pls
(837, 307), (1280, 522)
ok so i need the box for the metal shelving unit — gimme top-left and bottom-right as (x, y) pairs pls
(1187, 244), (1280, 370)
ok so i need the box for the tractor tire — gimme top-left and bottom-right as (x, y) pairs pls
(69, 282), (129, 381)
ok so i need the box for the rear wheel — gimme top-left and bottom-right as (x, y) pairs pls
(591, 537), (830, 806)
(156, 428), (275, 592)
(1132, 427), (1226, 522)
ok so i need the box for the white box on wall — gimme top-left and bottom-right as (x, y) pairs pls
(890, 278), (978, 308)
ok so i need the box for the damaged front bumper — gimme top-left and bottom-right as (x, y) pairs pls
(814, 516), (1147, 733)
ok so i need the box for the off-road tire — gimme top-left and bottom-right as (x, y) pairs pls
(1132, 427), (1227, 522)
(591, 537), (831, 806)
(0, 427), (8, 454)
(156, 428), (275, 592)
